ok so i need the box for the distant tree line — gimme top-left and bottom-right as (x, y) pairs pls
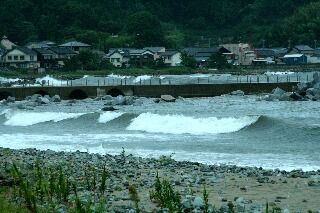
(0, 0), (319, 49)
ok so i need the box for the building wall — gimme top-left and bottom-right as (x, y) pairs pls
(4, 49), (39, 68)
(164, 53), (182, 66)
(109, 52), (124, 67)
(307, 55), (320, 64)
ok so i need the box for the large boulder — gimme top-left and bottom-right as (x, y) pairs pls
(101, 106), (118, 112)
(114, 95), (126, 105)
(272, 87), (285, 98)
(279, 92), (293, 101)
(262, 94), (277, 101)
(161, 95), (176, 102)
(290, 92), (303, 101)
(6, 96), (15, 103)
(51, 95), (61, 103)
(125, 96), (134, 105)
(295, 82), (309, 95)
(192, 196), (204, 209)
(230, 90), (245, 96)
(37, 96), (50, 104)
(30, 94), (41, 102)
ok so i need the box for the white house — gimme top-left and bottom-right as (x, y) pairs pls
(160, 51), (182, 66)
(59, 41), (91, 53)
(106, 49), (129, 67)
(3, 47), (39, 69)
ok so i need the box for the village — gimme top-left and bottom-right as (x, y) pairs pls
(1, 35), (320, 72)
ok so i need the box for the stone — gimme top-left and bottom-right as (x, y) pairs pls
(262, 94), (277, 101)
(101, 106), (118, 112)
(125, 96), (134, 105)
(30, 94), (41, 102)
(37, 97), (50, 104)
(272, 87), (286, 98)
(161, 95), (176, 102)
(279, 92), (292, 101)
(6, 96), (15, 103)
(193, 196), (204, 209)
(182, 198), (192, 209)
(290, 92), (302, 101)
(283, 208), (290, 213)
(101, 95), (113, 100)
(114, 95), (126, 105)
(295, 82), (309, 95)
(154, 98), (161, 103)
(51, 95), (61, 102)
(230, 90), (245, 96)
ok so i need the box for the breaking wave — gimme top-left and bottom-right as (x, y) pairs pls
(3, 111), (85, 126)
(127, 113), (259, 135)
(98, 112), (124, 123)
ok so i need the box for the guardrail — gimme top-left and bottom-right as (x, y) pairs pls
(0, 73), (313, 88)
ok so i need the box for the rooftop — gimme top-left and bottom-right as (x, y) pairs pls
(59, 41), (91, 47)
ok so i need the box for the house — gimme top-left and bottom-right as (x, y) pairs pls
(128, 49), (154, 66)
(182, 47), (231, 66)
(106, 48), (155, 67)
(254, 48), (288, 64)
(3, 47), (39, 69)
(59, 41), (91, 53)
(1, 36), (17, 50)
(307, 48), (320, 64)
(290, 45), (314, 55)
(26, 41), (56, 49)
(143, 47), (166, 60)
(160, 51), (182, 66)
(282, 54), (307, 65)
(221, 43), (256, 65)
(33, 48), (58, 69)
(49, 47), (77, 67)
(106, 49), (130, 67)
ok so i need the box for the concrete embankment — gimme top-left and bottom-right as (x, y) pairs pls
(0, 82), (297, 100)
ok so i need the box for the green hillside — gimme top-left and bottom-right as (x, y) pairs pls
(0, 0), (319, 49)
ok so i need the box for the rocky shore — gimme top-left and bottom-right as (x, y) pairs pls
(0, 148), (319, 213)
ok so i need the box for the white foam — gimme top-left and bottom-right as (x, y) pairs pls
(190, 74), (212, 78)
(264, 71), (295, 76)
(134, 75), (152, 83)
(4, 111), (85, 126)
(108, 74), (129, 79)
(35, 75), (67, 86)
(0, 77), (21, 83)
(98, 112), (124, 123)
(127, 113), (258, 135)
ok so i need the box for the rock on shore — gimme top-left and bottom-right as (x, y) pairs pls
(0, 148), (319, 212)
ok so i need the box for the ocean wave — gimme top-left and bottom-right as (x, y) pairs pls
(4, 111), (85, 126)
(133, 75), (152, 83)
(127, 113), (259, 135)
(98, 112), (124, 123)
(35, 75), (68, 86)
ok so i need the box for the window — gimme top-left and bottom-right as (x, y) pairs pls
(30, 56), (34, 61)
(8, 56), (12, 60)
(14, 56), (18, 60)
(116, 58), (120, 62)
(20, 56), (25, 60)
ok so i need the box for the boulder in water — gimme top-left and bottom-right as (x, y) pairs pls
(279, 92), (293, 101)
(6, 96), (15, 103)
(290, 92), (302, 101)
(114, 95), (126, 105)
(125, 96), (134, 105)
(37, 97), (50, 104)
(272, 87), (285, 98)
(51, 95), (61, 102)
(101, 106), (118, 112)
(161, 95), (176, 102)
(230, 90), (245, 96)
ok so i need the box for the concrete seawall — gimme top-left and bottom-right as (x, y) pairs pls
(0, 82), (297, 100)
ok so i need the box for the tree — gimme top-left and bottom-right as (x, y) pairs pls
(181, 52), (197, 69)
(64, 50), (112, 71)
(126, 11), (165, 47)
(207, 53), (229, 69)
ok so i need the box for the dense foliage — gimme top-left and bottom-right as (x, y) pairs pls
(0, 0), (319, 48)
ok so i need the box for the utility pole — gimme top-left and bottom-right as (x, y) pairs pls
(288, 39), (292, 49)
(262, 39), (266, 48)
(314, 40), (317, 49)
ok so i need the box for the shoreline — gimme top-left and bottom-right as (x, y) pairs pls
(0, 147), (319, 212)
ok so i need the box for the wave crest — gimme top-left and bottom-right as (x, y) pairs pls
(127, 113), (259, 135)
